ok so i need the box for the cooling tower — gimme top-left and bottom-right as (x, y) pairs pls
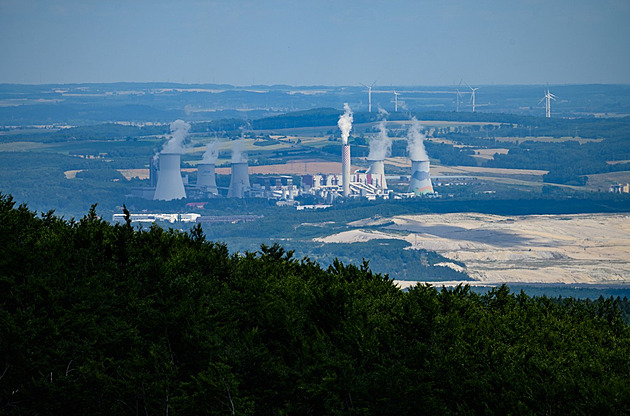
(228, 162), (250, 198)
(366, 159), (387, 190)
(153, 153), (186, 201)
(342, 144), (351, 196)
(409, 160), (434, 195)
(197, 163), (218, 194)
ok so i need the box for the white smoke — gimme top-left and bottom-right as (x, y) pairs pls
(231, 139), (247, 163)
(202, 139), (219, 164)
(337, 103), (353, 145)
(161, 119), (191, 154)
(407, 117), (429, 161)
(368, 109), (392, 160)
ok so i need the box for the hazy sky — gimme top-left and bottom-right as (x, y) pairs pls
(1, 0), (629, 86)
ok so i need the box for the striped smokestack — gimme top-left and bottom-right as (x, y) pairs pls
(342, 144), (351, 197)
(337, 103), (353, 197)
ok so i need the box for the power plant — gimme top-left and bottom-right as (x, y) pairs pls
(135, 114), (441, 205)
(153, 152), (187, 201)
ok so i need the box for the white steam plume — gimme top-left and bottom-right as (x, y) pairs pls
(231, 139), (247, 163)
(161, 119), (191, 154)
(368, 109), (392, 160)
(202, 139), (219, 164)
(407, 117), (429, 161)
(337, 103), (353, 145)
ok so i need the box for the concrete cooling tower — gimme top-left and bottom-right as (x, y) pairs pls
(366, 159), (387, 189)
(197, 163), (218, 195)
(409, 160), (434, 195)
(153, 153), (186, 201)
(228, 162), (250, 198)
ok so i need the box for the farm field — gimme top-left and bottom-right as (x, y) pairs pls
(586, 171), (630, 191)
(493, 136), (603, 144)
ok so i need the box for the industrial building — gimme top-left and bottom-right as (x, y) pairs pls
(301, 171), (390, 201)
(112, 212), (200, 224)
(609, 183), (630, 193)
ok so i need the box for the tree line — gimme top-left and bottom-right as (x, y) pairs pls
(1, 194), (629, 415)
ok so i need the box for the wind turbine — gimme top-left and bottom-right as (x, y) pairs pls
(393, 89), (400, 112)
(539, 88), (557, 118)
(455, 80), (463, 112)
(466, 82), (479, 112)
(360, 81), (376, 113)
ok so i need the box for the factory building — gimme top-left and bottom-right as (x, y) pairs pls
(112, 212), (200, 224)
(609, 183), (630, 193)
(302, 172), (391, 200)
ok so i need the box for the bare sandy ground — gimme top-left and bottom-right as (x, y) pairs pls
(318, 213), (630, 285)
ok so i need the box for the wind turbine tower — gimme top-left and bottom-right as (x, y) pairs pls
(393, 89), (399, 112)
(360, 81), (376, 113)
(466, 83), (479, 112)
(455, 80), (463, 112)
(540, 88), (557, 118)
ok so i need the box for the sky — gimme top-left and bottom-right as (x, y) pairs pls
(1, 0), (629, 86)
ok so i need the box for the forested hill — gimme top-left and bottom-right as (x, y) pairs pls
(1, 194), (629, 415)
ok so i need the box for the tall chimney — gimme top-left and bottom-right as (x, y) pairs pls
(409, 160), (434, 195)
(366, 159), (387, 190)
(149, 156), (159, 187)
(197, 163), (218, 195)
(342, 144), (351, 196)
(228, 162), (250, 198)
(153, 153), (186, 201)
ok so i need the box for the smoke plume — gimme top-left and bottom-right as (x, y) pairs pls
(337, 103), (353, 145)
(161, 119), (191, 154)
(407, 117), (429, 161)
(202, 139), (219, 164)
(231, 139), (247, 163)
(368, 109), (392, 160)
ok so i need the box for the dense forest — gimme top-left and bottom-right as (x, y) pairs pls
(1, 194), (629, 415)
